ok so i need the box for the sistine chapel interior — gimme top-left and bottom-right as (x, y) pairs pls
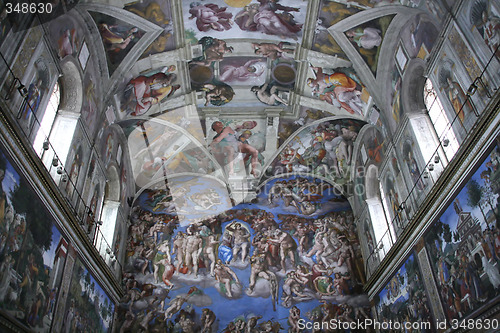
(0, 0), (500, 332)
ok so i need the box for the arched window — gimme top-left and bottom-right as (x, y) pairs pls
(365, 165), (394, 259)
(33, 81), (60, 156)
(423, 79), (459, 161)
(95, 165), (120, 260)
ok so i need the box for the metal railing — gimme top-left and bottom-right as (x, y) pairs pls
(0, 51), (123, 276)
(364, 45), (499, 276)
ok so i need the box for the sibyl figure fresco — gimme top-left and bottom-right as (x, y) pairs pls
(124, 67), (180, 116)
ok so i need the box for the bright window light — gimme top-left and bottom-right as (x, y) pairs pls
(424, 79), (459, 160)
(33, 82), (60, 156)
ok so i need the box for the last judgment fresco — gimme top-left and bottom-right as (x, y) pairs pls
(119, 175), (370, 332)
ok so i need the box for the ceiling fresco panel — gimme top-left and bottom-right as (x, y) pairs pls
(345, 15), (394, 76)
(118, 64), (180, 117)
(182, 0), (308, 44)
(89, 11), (145, 76)
(312, 0), (361, 57)
(269, 119), (366, 187)
(124, 0), (176, 58)
(306, 65), (369, 117)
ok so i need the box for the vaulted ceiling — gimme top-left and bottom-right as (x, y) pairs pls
(48, 0), (445, 203)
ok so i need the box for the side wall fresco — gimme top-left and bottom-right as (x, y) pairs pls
(0, 146), (67, 332)
(423, 137), (500, 321)
(374, 136), (500, 330)
(0, 141), (116, 333)
(119, 175), (370, 332)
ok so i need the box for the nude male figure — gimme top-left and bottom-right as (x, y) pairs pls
(214, 260), (240, 298)
(184, 229), (203, 276)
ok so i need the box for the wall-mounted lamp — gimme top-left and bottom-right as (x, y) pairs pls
(42, 140), (49, 151)
(17, 84), (28, 98)
(434, 155), (440, 164)
(61, 174), (68, 182)
(57, 166), (63, 175)
(428, 164), (434, 171)
(52, 157), (59, 167)
(423, 171), (429, 179)
(467, 81), (478, 96)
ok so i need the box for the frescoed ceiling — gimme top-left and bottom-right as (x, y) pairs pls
(48, 0), (441, 210)
(87, 0), (416, 198)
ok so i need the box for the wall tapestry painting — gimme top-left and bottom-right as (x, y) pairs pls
(0, 147), (67, 332)
(424, 137), (500, 321)
(375, 253), (433, 332)
(62, 257), (114, 332)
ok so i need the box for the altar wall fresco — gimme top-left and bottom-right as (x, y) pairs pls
(119, 175), (370, 332)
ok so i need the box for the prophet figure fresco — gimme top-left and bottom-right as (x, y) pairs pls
(118, 175), (370, 332)
(123, 67), (180, 116)
(209, 120), (262, 177)
(308, 66), (365, 115)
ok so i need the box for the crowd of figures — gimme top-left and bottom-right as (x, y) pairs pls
(119, 178), (370, 332)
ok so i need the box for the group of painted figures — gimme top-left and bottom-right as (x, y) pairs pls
(188, 0), (303, 39)
(120, 183), (370, 332)
(0, 193), (57, 330)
